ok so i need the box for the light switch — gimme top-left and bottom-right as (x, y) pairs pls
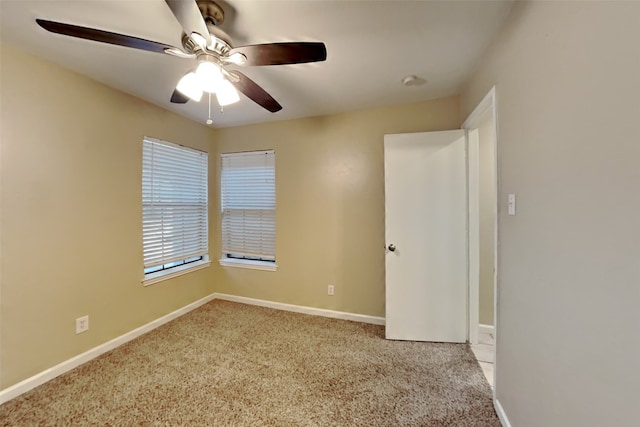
(508, 193), (516, 215)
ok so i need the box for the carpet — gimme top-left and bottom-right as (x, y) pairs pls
(0, 300), (500, 426)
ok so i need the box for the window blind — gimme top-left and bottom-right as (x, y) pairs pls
(221, 150), (275, 261)
(142, 138), (208, 270)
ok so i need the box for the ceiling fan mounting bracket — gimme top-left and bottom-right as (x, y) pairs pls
(197, 0), (225, 26)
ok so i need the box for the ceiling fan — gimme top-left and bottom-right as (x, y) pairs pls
(35, 0), (327, 119)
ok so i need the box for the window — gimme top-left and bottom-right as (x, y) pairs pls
(142, 137), (209, 284)
(220, 150), (276, 270)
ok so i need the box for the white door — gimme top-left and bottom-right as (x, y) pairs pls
(384, 130), (467, 342)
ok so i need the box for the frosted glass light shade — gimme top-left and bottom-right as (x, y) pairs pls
(195, 61), (224, 93)
(216, 80), (240, 106)
(176, 72), (203, 102)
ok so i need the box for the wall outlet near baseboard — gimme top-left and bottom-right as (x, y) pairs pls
(76, 315), (89, 334)
(328, 285), (335, 296)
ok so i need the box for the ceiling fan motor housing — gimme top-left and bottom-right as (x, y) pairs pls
(182, 31), (231, 57)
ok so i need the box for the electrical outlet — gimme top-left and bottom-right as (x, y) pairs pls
(76, 315), (89, 334)
(328, 285), (334, 296)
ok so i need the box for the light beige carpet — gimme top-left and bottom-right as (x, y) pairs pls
(0, 300), (500, 426)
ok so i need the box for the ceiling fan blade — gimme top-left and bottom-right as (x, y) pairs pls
(164, 0), (211, 46)
(170, 89), (190, 104)
(36, 19), (178, 54)
(228, 71), (282, 113)
(229, 42), (327, 66)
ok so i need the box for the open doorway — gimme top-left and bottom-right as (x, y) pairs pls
(463, 87), (498, 390)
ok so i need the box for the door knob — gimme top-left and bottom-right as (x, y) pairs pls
(387, 244), (396, 252)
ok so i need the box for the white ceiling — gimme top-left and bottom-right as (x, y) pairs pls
(0, 0), (513, 128)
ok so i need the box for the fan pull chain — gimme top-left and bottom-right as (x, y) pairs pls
(206, 92), (213, 125)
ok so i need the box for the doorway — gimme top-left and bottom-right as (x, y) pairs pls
(462, 87), (498, 389)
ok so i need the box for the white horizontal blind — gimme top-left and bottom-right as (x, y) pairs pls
(142, 138), (208, 270)
(221, 150), (275, 261)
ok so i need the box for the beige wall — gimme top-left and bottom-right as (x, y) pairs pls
(477, 114), (495, 326)
(462, 2), (640, 425)
(0, 44), (215, 388)
(212, 98), (460, 317)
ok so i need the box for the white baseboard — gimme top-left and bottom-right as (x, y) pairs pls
(213, 293), (386, 325)
(479, 323), (495, 335)
(1, 293), (384, 404)
(0, 293), (217, 404)
(494, 398), (512, 427)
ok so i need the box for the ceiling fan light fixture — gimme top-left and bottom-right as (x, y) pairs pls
(176, 72), (203, 101)
(216, 79), (240, 106)
(195, 60), (224, 93)
(35, 2), (327, 114)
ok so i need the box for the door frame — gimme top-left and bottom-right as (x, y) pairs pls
(461, 87), (498, 350)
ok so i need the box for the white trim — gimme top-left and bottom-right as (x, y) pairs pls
(461, 85), (498, 378)
(213, 293), (386, 325)
(0, 293), (217, 404)
(479, 323), (495, 335)
(218, 258), (277, 271)
(143, 258), (211, 286)
(494, 398), (512, 427)
(466, 128), (480, 345)
(1, 293), (385, 403)
(462, 87), (496, 129)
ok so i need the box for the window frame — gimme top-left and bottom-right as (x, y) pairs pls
(142, 137), (210, 285)
(219, 150), (277, 271)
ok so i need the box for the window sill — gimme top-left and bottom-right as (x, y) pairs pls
(143, 259), (211, 286)
(219, 258), (277, 271)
